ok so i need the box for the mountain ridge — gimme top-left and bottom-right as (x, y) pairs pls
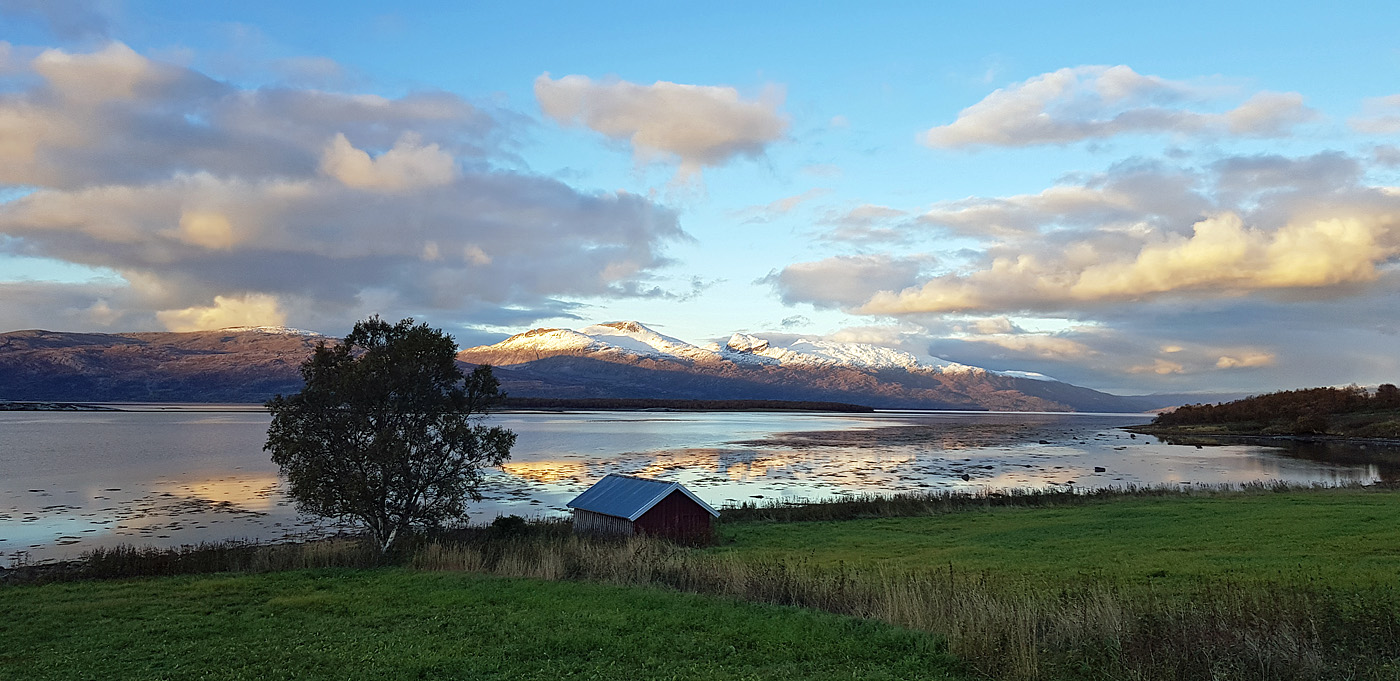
(0, 323), (1198, 411)
(457, 321), (1145, 412)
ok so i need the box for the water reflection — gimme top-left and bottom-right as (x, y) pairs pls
(1147, 433), (1400, 483)
(2, 409), (1390, 563)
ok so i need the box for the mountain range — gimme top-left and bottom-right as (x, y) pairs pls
(457, 321), (1166, 412)
(0, 322), (1227, 411)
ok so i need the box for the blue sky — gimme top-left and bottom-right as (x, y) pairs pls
(2, 1), (1399, 394)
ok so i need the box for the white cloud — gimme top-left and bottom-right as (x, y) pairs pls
(923, 65), (1317, 148)
(0, 43), (687, 334)
(320, 132), (457, 192)
(764, 254), (928, 309)
(175, 211), (238, 250)
(965, 333), (1097, 360)
(0, 42), (495, 189)
(817, 204), (912, 243)
(535, 73), (788, 176)
(765, 150), (1400, 319)
(920, 167), (1208, 238)
(731, 188), (829, 224)
(33, 42), (163, 103)
(1216, 352), (1274, 369)
(1351, 94), (1400, 134)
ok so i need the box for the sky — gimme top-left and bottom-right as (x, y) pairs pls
(1, 1), (1399, 395)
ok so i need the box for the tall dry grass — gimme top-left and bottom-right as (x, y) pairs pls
(719, 480), (1354, 524)
(24, 485), (1399, 680)
(409, 532), (1400, 681)
(75, 537), (380, 579)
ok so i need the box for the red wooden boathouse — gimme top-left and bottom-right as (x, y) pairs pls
(566, 474), (719, 544)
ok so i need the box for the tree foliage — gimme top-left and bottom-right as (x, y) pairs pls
(1153, 384), (1400, 435)
(264, 316), (515, 552)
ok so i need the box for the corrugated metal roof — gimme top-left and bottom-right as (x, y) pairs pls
(567, 473), (719, 521)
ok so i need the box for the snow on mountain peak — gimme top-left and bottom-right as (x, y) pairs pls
(470, 322), (1050, 381)
(579, 321), (713, 360)
(725, 333), (769, 353)
(719, 334), (965, 372)
(497, 327), (601, 352)
(218, 325), (322, 336)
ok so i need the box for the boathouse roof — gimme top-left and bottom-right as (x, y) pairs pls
(566, 473), (720, 521)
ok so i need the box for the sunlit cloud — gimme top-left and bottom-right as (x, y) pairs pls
(0, 43), (687, 333)
(924, 65), (1318, 148)
(535, 73), (788, 178)
(156, 293), (286, 332)
(860, 212), (1396, 314)
(319, 132), (456, 192)
(1216, 352), (1275, 369)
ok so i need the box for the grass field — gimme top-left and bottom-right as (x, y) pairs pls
(712, 488), (1400, 588)
(0, 569), (963, 681)
(6, 486), (1400, 680)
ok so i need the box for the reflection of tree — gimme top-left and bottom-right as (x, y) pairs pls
(1153, 434), (1400, 483)
(1153, 385), (1400, 437)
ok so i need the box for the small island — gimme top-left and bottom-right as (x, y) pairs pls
(1129, 384), (1400, 440)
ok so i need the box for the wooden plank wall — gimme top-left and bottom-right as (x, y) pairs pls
(573, 508), (635, 536)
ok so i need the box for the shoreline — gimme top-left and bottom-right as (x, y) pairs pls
(1125, 423), (1400, 447)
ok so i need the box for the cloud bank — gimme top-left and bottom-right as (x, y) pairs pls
(0, 43), (686, 333)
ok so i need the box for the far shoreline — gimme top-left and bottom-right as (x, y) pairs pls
(1125, 423), (1400, 447)
(0, 398), (878, 414)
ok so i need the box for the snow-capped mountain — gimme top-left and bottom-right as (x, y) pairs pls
(218, 325), (324, 337)
(459, 321), (1138, 412)
(476, 321), (986, 374)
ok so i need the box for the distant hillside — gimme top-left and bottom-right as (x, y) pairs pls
(1137, 384), (1400, 438)
(0, 328), (323, 403)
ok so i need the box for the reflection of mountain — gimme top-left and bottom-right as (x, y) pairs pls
(460, 321), (1154, 412)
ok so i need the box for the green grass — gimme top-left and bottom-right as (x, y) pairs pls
(9, 487), (1400, 681)
(713, 488), (1400, 588)
(0, 569), (963, 681)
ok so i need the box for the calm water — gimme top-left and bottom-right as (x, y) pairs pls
(1, 409), (1390, 563)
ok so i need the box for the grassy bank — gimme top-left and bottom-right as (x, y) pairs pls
(0, 569), (962, 681)
(6, 485), (1400, 680)
(714, 487), (1400, 587)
